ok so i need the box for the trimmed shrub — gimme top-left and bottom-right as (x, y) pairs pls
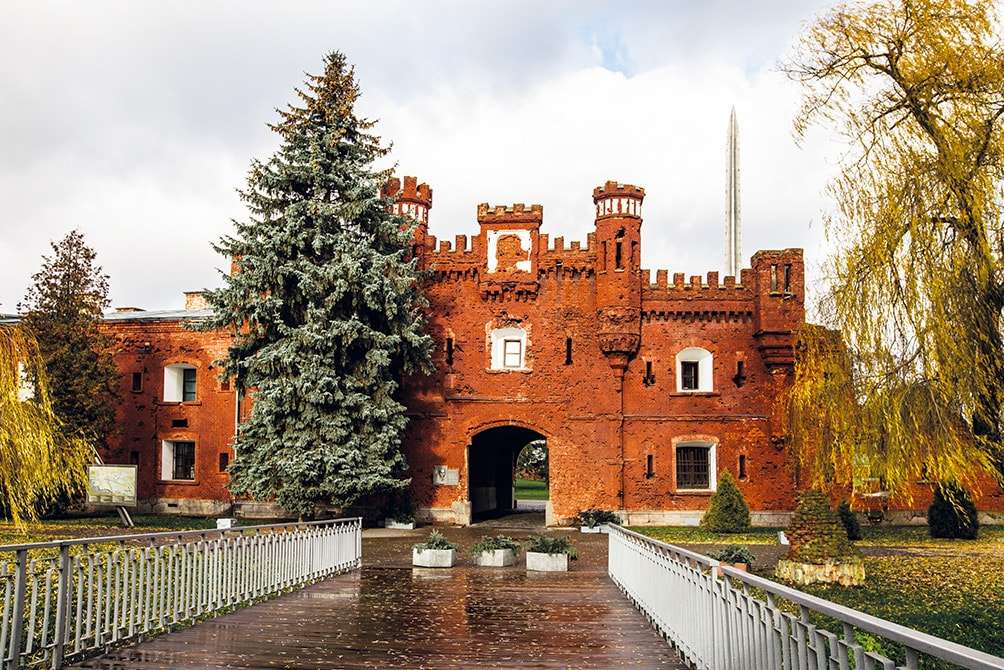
(707, 544), (755, 567)
(837, 500), (862, 541)
(470, 535), (521, 557)
(700, 471), (751, 533)
(928, 484), (979, 540)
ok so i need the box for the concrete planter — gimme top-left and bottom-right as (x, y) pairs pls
(526, 551), (569, 572)
(475, 548), (516, 567)
(412, 548), (455, 568)
(580, 525), (609, 534)
(385, 519), (416, 530)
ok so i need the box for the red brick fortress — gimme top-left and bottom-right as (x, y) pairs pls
(98, 177), (1004, 524)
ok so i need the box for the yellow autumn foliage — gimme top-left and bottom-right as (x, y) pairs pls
(0, 325), (92, 526)
(784, 0), (1004, 500)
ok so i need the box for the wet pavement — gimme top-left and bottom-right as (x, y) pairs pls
(73, 524), (685, 669)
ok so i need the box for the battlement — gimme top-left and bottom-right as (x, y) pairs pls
(593, 181), (644, 219)
(384, 175), (432, 207)
(477, 203), (543, 226)
(641, 268), (754, 295)
(384, 175), (432, 225)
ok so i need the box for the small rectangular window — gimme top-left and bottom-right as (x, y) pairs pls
(738, 454), (747, 481)
(565, 337), (573, 365)
(219, 452), (230, 472)
(601, 241), (608, 271)
(221, 377), (231, 391)
(676, 445), (710, 489)
(170, 418), (188, 429)
(734, 360), (746, 387)
(615, 240), (623, 269)
(644, 360), (655, 385)
(131, 372), (143, 393)
(446, 337), (454, 367)
(770, 264), (778, 292)
(163, 441), (195, 481)
(783, 264), (792, 292)
(130, 450), (140, 465)
(646, 454), (654, 479)
(182, 368), (197, 401)
(681, 361), (699, 391)
(503, 339), (523, 369)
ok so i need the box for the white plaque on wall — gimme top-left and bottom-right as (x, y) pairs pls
(432, 465), (459, 486)
(86, 464), (138, 507)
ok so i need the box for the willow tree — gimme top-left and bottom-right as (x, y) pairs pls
(784, 0), (1004, 500)
(0, 325), (92, 525)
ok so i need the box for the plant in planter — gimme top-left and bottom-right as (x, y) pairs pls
(385, 494), (417, 530)
(775, 490), (864, 586)
(412, 530), (459, 568)
(470, 535), (521, 567)
(575, 509), (620, 533)
(708, 544), (755, 574)
(526, 535), (578, 572)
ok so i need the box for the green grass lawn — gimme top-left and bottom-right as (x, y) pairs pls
(632, 525), (1004, 661)
(0, 513), (219, 547)
(514, 478), (549, 500)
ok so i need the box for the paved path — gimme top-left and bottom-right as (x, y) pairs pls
(74, 526), (684, 669)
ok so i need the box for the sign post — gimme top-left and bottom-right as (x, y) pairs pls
(86, 464), (138, 527)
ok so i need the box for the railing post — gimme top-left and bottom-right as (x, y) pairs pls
(51, 544), (70, 669)
(6, 550), (28, 670)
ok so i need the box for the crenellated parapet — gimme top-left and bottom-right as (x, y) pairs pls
(593, 181), (645, 219)
(384, 175), (432, 225)
(476, 203), (543, 226)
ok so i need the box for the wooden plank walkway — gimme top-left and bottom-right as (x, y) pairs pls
(73, 526), (685, 669)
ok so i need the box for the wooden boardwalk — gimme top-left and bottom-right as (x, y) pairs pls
(73, 527), (685, 669)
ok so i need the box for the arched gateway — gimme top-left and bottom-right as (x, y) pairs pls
(468, 425), (546, 522)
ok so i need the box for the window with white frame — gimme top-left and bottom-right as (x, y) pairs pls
(489, 327), (528, 370)
(161, 440), (196, 481)
(164, 364), (197, 402)
(675, 347), (713, 392)
(675, 441), (716, 491)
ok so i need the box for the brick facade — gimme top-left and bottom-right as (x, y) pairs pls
(99, 177), (1004, 524)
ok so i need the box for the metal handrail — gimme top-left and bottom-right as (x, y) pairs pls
(0, 517), (351, 553)
(607, 524), (1004, 670)
(1, 516), (363, 669)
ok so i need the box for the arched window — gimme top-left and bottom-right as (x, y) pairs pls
(675, 347), (713, 393)
(489, 327), (528, 370)
(675, 441), (717, 491)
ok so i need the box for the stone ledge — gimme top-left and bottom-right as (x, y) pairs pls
(776, 559), (865, 587)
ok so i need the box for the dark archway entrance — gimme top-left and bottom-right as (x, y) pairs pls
(468, 425), (546, 522)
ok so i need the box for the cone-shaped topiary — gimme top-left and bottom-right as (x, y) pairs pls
(837, 500), (862, 541)
(928, 484), (979, 539)
(700, 471), (751, 533)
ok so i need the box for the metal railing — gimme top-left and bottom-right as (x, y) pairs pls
(607, 524), (1004, 670)
(0, 517), (362, 669)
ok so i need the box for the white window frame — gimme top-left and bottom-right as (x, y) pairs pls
(675, 347), (714, 393)
(160, 440), (196, 481)
(489, 327), (528, 370)
(164, 364), (196, 402)
(674, 441), (717, 492)
(503, 339), (523, 369)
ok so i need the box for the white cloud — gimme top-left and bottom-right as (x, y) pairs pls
(0, 0), (841, 312)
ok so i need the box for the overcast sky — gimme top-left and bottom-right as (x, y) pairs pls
(0, 0), (844, 313)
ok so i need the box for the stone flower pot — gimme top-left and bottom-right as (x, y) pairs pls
(475, 548), (516, 567)
(412, 548), (455, 568)
(526, 551), (569, 572)
(580, 525), (608, 534)
(385, 519), (416, 530)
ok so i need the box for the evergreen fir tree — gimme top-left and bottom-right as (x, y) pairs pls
(200, 52), (432, 517)
(19, 230), (119, 449)
(700, 471), (751, 533)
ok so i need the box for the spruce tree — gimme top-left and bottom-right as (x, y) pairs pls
(19, 230), (119, 449)
(201, 52), (432, 517)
